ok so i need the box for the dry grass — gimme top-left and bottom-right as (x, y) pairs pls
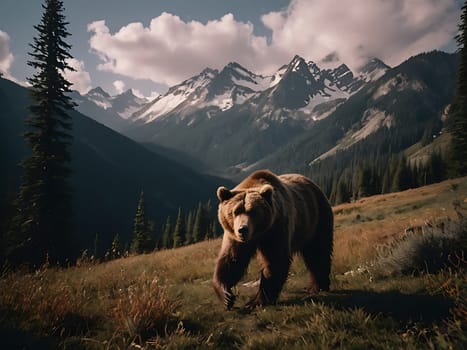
(332, 177), (467, 273)
(0, 266), (97, 338)
(113, 273), (177, 340)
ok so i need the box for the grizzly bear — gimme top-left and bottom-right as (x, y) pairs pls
(213, 169), (333, 309)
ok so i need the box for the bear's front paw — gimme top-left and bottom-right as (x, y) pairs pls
(224, 289), (236, 310)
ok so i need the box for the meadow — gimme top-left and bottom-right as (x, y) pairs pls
(1, 177), (466, 349)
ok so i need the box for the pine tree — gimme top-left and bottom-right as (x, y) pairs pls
(192, 203), (203, 243)
(131, 190), (146, 252)
(357, 166), (372, 199)
(172, 207), (185, 248)
(450, 0), (467, 176)
(329, 176), (339, 204)
(7, 0), (76, 266)
(161, 216), (172, 249)
(185, 211), (194, 245)
(192, 201), (213, 242)
(205, 221), (218, 240)
(391, 156), (411, 192)
(110, 234), (121, 260)
(382, 157), (397, 193)
(335, 175), (350, 204)
(131, 191), (153, 254)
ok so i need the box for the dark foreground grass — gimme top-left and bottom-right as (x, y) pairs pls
(1, 255), (463, 349)
(163, 268), (465, 350)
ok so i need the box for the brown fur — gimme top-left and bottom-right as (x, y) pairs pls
(213, 169), (333, 309)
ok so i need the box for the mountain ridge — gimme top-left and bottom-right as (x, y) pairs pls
(126, 54), (387, 127)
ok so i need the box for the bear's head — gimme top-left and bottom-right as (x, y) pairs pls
(216, 184), (275, 242)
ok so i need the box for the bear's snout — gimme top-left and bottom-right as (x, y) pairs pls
(233, 214), (252, 241)
(237, 225), (249, 240)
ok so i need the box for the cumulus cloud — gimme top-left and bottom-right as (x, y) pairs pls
(64, 58), (92, 94)
(0, 31), (15, 78)
(88, 13), (272, 85)
(87, 0), (459, 86)
(262, 0), (459, 70)
(113, 80), (126, 94)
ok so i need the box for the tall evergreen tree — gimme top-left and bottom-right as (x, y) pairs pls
(328, 176), (339, 204)
(160, 216), (172, 249)
(110, 233), (121, 260)
(335, 175), (350, 205)
(7, 0), (76, 266)
(391, 156), (412, 192)
(192, 203), (204, 243)
(172, 207), (185, 248)
(185, 211), (194, 245)
(131, 191), (146, 250)
(450, 0), (467, 176)
(192, 201), (212, 243)
(131, 191), (153, 254)
(382, 157), (397, 194)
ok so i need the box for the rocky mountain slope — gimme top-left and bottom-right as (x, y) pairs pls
(72, 87), (149, 131)
(122, 54), (389, 175)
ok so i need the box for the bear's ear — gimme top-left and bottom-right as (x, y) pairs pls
(259, 184), (273, 202)
(217, 186), (233, 202)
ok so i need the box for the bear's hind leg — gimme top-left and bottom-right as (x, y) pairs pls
(301, 236), (332, 294)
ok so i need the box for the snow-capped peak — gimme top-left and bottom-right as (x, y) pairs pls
(79, 86), (150, 120)
(85, 86), (112, 110)
(134, 62), (275, 122)
(111, 89), (149, 119)
(87, 86), (111, 99)
(128, 55), (389, 125)
(357, 58), (390, 82)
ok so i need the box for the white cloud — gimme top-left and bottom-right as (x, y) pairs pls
(0, 31), (15, 79)
(87, 0), (459, 86)
(113, 80), (126, 94)
(88, 13), (271, 85)
(262, 0), (459, 70)
(64, 58), (92, 94)
(0, 31), (30, 86)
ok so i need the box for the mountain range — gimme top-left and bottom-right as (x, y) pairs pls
(71, 87), (149, 132)
(116, 52), (455, 180)
(71, 52), (456, 180)
(76, 54), (392, 175)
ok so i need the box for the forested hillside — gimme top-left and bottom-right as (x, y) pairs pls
(0, 77), (228, 260)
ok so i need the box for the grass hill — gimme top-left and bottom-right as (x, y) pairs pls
(1, 177), (466, 349)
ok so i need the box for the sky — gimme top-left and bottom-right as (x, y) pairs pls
(0, 0), (462, 98)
